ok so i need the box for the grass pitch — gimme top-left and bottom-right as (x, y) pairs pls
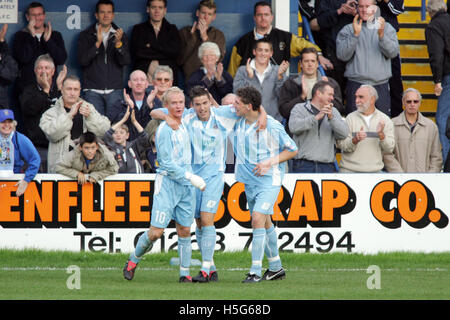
(0, 249), (449, 300)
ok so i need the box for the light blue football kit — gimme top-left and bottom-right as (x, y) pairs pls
(232, 116), (298, 277)
(130, 120), (195, 278)
(182, 106), (239, 275)
(155, 105), (239, 275)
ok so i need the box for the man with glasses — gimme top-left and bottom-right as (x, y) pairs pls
(383, 88), (443, 172)
(147, 65), (176, 109)
(77, 0), (131, 117)
(13, 2), (67, 95)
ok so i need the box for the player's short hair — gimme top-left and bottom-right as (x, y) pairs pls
(26, 2), (45, 15)
(189, 85), (209, 101)
(96, 0), (115, 12)
(162, 86), (184, 105)
(236, 86), (261, 111)
(198, 0), (216, 12)
(198, 41), (221, 60)
(254, 1), (272, 15)
(311, 80), (332, 99)
(34, 54), (55, 70)
(79, 131), (98, 146)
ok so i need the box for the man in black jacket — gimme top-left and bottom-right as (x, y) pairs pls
(425, 0), (450, 164)
(108, 70), (158, 141)
(315, 0), (356, 101)
(19, 54), (63, 172)
(12, 2), (67, 95)
(130, 0), (181, 85)
(77, 0), (130, 117)
(0, 24), (18, 109)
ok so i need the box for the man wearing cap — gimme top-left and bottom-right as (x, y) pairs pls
(0, 109), (41, 196)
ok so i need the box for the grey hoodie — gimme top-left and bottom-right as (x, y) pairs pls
(336, 21), (399, 85)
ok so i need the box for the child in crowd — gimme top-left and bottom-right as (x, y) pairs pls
(103, 105), (151, 173)
(55, 131), (118, 184)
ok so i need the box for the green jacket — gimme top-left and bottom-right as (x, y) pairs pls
(55, 143), (118, 182)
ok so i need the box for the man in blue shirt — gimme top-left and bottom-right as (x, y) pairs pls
(123, 86), (206, 283)
(232, 86), (298, 283)
(0, 109), (40, 197)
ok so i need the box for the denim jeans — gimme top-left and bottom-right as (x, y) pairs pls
(436, 74), (450, 163)
(82, 89), (123, 117)
(291, 159), (337, 173)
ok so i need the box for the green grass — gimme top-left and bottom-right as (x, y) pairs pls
(0, 249), (449, 300)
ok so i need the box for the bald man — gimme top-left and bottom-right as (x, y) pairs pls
(108, 69), (159, 140)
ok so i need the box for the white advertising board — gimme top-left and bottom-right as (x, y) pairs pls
(0, 173), (449, 254)
(0, 0), (18, 23)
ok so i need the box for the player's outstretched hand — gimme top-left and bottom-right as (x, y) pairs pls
(185, 172), (206, 191)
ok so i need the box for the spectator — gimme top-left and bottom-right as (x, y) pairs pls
(316, 0), (357, 92)
(145, 119), (161, 173)
(77, 0), (131, 117)
(377, 0), (405, 118)
(298, 0), (326, 51)
(0, 109), (40, 197)
(12, 1), (67, 95)
(278, 47), (343, 136)
(227, 1), (332, 77)
(186, 42), (233, 106)
(337, 84), (395, 172)
(108, 70), (156, 140)
(39, 75), (110, 173)
(425, 0), (450, 165)
(131, 0), (181, 85)
(289, 80), (349, 173)
(336, 0), (399, 116)
(149, 65), (176, 109)
(55, 131), (118, 184)
(19, 54), (66, 173)
(233, 39), (289, 122)
(178, 0), (226, 81)
(232, 86), (297, 283)
(103, 103), (150, 174)
(146, 60), (160, 83)
(383, 88), (443, 172)
(0, 24), (18, 109)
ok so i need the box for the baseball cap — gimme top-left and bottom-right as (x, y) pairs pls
(0, 109), (14, 122)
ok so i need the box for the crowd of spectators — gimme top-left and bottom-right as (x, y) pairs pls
(0, 0), (449, 195)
